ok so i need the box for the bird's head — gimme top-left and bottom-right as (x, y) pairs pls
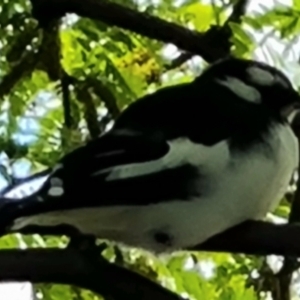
(197, 57), (300, 123)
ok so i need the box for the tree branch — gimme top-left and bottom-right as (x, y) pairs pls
(0, 221), (300, 300)
(195, 221), (300, 256)
(0, 247), (183, 300)
(164, 0), (249, 71)
(75, 81), (102, 139)
(29, 0), (231, 62)
(88, 77), (120, 119)
(0, 50), (39, 99)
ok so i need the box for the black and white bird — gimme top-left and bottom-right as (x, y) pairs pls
(0, 57), (299, 253)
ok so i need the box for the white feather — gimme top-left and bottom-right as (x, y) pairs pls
(247, 67), (275, 86)
(11, 124), (298, 253)
(216, 77), (261, 103)
(247, 66), (291, 90)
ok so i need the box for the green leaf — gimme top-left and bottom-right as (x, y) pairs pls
(293, 0), (300, 9)
(229, 23), (254, 47)
(0, 234), (19, 248)
(281, 16), (299, 37)
(35, 284), (75, 300)
(179, 2), (226, 31)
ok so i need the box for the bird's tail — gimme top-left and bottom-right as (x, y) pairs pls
(0, 193), (78, 237)
(0, 176), (82, 238)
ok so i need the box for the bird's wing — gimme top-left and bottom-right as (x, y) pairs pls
(0, 78), (242, 228)
(0, 83), (211, 220)
(13, 128), (171, 214)
(59, 126), (179, 206)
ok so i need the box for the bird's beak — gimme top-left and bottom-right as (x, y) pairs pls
(281, 102), (300, 123)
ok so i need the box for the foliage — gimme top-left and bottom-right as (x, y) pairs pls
(0, 0), (300, 299)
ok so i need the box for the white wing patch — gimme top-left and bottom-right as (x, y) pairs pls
(216, 76), (261, 103)
(94, 137), (230, 181)
(247, 66), (291, 89)
(48, 177), (64, 197)
(48, 187), (64, 197)
(247, 67), (274, 86)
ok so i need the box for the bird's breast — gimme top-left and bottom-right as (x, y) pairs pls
(211, 123), (299, 220)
